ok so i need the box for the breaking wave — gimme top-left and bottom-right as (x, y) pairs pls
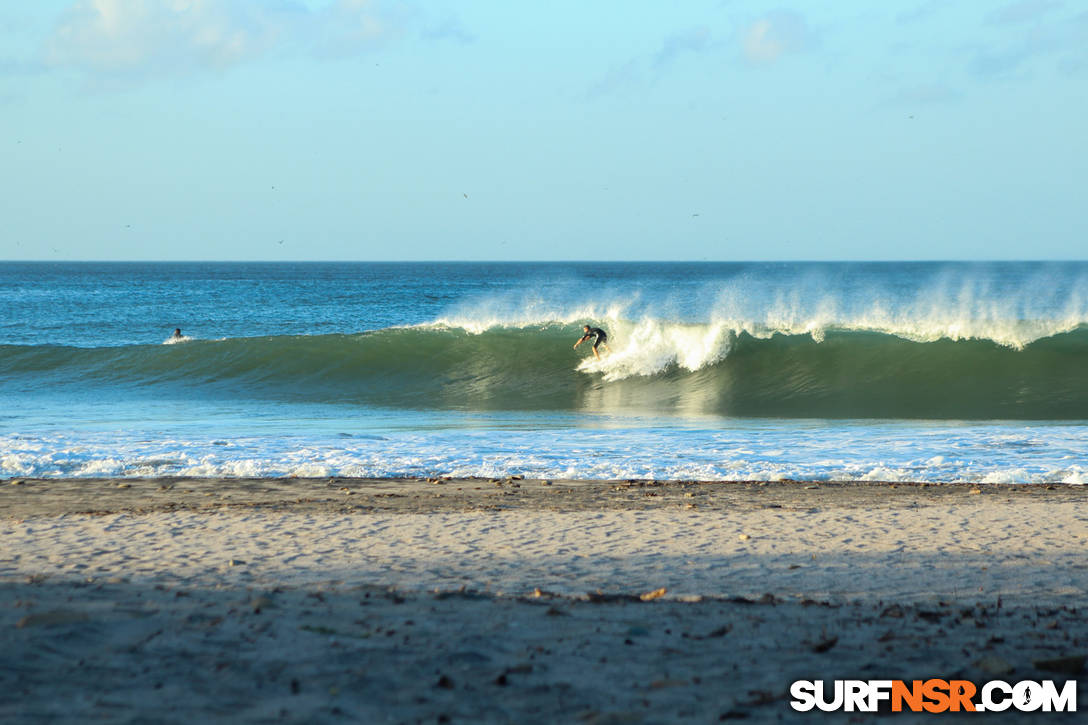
(3, 312), (1088, 419)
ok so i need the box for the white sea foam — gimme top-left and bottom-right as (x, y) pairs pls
(3, 423), (1086, 484)
(576, 319), (733, 381)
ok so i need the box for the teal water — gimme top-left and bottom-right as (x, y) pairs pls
(2, 262), (1087, 481)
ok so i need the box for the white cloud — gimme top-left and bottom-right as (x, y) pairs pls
(45, 0), (390, 75)
(742, 10), (810, 65)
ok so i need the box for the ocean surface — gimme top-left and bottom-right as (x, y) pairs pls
(2, 261), (1087, 483)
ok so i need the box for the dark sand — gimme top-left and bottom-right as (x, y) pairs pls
(3, 478), (1086, 723)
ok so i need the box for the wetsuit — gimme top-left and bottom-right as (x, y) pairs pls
(584, 327), (607, 350)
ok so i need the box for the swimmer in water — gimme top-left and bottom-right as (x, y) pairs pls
(573, 324), (609, 360)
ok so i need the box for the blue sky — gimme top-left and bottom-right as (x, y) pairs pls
(1, 1), (1085, 261)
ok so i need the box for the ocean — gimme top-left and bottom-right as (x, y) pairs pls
(2, 261), (1087, 483)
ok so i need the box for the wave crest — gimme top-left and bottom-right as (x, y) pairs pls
(3, 317), (1088, 419)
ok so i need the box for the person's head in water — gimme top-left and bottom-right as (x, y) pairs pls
(173, 328), (182, 338)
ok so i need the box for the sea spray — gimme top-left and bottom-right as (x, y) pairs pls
(576, 319), (733, 381)
(3, 323), (1087, 418)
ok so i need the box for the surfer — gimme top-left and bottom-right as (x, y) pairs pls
(171, 328), (183, 340)
(574, 324), (609, 360)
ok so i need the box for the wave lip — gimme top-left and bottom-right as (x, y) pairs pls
(2, 318), (1088, 420)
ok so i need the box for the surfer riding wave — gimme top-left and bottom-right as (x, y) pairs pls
(574, 324), (609, 360)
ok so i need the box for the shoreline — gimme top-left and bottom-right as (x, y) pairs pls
(4, 477), (1087, 722)
(6, 475), (1086, 517)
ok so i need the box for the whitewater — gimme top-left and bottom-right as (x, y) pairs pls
(2, 262), (1086, 482)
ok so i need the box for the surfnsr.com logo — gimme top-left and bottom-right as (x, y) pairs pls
(790, 679), (1077, 713)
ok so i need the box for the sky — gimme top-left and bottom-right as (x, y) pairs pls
(1, 0), (1086, 261)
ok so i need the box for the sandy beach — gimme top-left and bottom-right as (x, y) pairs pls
(3, 477), (1087, 723)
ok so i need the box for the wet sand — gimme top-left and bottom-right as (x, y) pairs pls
(3, 477), (1087, 723)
